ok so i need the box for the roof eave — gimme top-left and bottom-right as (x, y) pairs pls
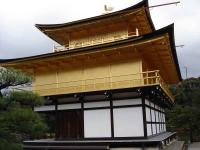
(35, 0), (155, 31)
(0, 24), (181, 84)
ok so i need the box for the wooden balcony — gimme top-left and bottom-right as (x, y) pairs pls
(33, 70), (173, 100)
(53, 30), (139, 52)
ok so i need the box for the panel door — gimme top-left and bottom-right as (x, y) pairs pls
(56, 109), (83, 139)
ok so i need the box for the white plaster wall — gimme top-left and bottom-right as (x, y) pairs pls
(34, 105), (55, 112)
(145, 99), (150, 106)
(162, 124), (164, 132)
(84, 109), (111, 137)
(113, 98), (141, 106)
(113, 107), (144, 137)
(157, 124), (160, 133)
(58, 103), (81, 110)
(164, 123), (166, 132)
(157, 112), (160, 122)
(160, 112), (162, 122)
(152, 123), (156, 135)
(146, 107), (151, 122)
(163, 114), (166, 123)
(155, 111), (159, 122)
(84, 101), (110, 108)
(147, 124), (152, 136)
(151, 110), (156, 122)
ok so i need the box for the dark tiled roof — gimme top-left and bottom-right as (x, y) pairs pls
(35, 0), (155, 31)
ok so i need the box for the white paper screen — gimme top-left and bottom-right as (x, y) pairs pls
(113, 98), (141, 106)
(113, 107), (144, 137)
(152, 123), (156, 135)
(84, 109), (111, 137)
(146, 107), (151, 122)
(147, 124), (152, 136)
(84, 101), (110, 108)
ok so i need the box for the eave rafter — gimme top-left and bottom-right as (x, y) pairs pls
(39, 4), (153, 45)
(0, 24), (181, 84)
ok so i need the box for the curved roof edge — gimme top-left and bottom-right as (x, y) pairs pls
(35, 0), (155, 31)
(0, 24), (181, 82)
(138, 24), (181, 82)
(167, 24), (182, 82)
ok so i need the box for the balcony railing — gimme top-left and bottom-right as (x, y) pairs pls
(33, 70), (173, 100)
(53, 29), (139, 52)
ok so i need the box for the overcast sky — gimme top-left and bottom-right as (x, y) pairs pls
(0, 0), (200, 78)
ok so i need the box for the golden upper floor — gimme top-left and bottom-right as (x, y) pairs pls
(0, 24), (182, 101)
(36, 0), (154, 51)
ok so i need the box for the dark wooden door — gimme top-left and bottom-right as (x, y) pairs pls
(56, 109), (83, 139)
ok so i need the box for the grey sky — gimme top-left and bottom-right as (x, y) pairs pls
(0, 0), (200, 78)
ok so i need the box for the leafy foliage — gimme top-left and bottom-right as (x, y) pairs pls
(1, 108), (47, 141)
(0, 68), (47, 149)
(1, 91), (44, 110)
(167, 77), (200, 142)
(0, 68), (32, 96)
(0, 139), (21, 150)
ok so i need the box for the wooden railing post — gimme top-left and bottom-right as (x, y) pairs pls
(32, 70), (174, 101)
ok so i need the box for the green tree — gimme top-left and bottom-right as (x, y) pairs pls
(0, 68), (32, 97)
(167, 77), (200, 142)
(0, 68), (48, 149)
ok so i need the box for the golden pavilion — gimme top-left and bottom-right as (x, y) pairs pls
(0, 0), (181, 149)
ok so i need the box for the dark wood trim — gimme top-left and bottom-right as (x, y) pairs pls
(147, 131), (168, 138)
(23, 133), (178, 149)
(142, 97), (147, 138)
(36, 103), (143, 112)
(113, 104), (142, 108)
(23, 145), (109, 150)
(110, 98), (114, 138)
(83, 99), (110, 103)
(56, 97), (142, 105)
(42, 95), (170, 140)
(149, 103), (153, 136)
(40, 85), (173, 108)
(146, 122), (166, 124)
(54, 99), (58, 138)
(45, 96), (142, 106)
(158, 111), (161, 133)
(81, 99), (84, 138)
(153, 103), (158, 134)
(57, 108), (81, 112)
(84, 104), (143, 111)
(83, 97), (142, 103)
(82, 136), (146, 140)
(84, 106), (110, 110)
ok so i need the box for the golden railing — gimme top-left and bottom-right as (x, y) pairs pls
(143, 70), (174, 101)
(53, 30), (139, 52)
(33, 70), (173, 100)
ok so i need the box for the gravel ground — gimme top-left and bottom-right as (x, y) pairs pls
(188, 142), (200, 150)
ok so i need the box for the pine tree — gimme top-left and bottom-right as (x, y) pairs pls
(0, 68), (48, 149)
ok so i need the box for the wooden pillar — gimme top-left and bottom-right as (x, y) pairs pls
(80, 97), (84, 139)
(110, 96), (114, 138)
(142, 96), (147, 138)
(54, 99), (58, 139)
